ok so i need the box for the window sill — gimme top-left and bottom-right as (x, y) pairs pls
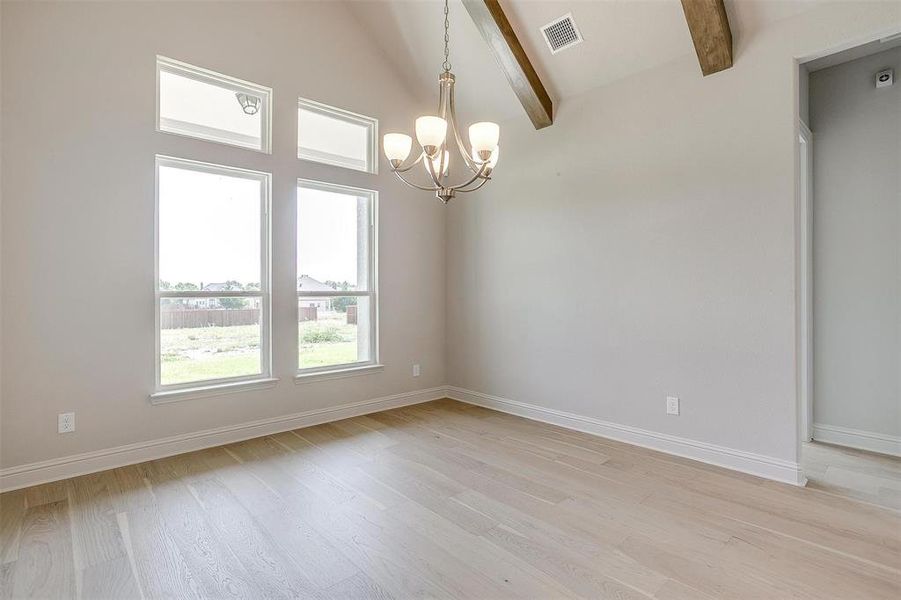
(150, 377), (279, 405)
(294, 364), (384, 385)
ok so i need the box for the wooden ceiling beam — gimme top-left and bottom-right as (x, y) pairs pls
(680, 0), (733, 76)
(461, 0), (553, 129)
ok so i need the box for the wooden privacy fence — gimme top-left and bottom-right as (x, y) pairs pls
(162, 306), (320, 329)
(161, 309), (259, 329)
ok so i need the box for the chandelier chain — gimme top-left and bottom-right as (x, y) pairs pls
(442, 0), (451, 73)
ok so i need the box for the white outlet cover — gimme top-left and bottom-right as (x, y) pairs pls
(413, 364), (421, 377)
(666, 396), (680, 416)
(58, 412), (75, 433)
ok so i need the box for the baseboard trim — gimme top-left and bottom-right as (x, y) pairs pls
(0, 385), (810, 491)
(813, 423), (901, 457)
(446, 386), (806, 486)
(0, 386), (446, 492)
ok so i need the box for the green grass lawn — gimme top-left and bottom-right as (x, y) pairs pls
(160, 324), (261, 385)
(160, 312), (360, 385)
(299, 314), (359, 369)
(161, 353), (261, 385)
(298, 340), (357, 369)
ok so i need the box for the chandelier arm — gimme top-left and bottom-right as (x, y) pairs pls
(392, 152), (425, 173)
(423, 150), (445, 188)
(438, 143), (449, 182)
(449, 117), (482, 176)
(447, 162), (490, 191)
(457, 176), (491, 193)
(435, 77), (451, 182)
(446, 80), (483, 174)
(391, 169), (439, 192)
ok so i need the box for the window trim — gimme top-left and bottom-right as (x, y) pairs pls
(149, 377), (279, 405)
(293, 364), (384, 385)
(297, 97), (378, 174)
(154, 155), (272, 394)
(156, 55), (273, 154)
(296, 178), (378, 376)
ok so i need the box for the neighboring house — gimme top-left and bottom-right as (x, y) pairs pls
(297, 275), (336, 311)
(197, 282), (229, 309)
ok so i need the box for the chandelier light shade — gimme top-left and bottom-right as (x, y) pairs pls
(415, 116), (449, 151)
(468, 122), (500, 157)
(383, 133), (413, 162)
(382, 0), (500, 203)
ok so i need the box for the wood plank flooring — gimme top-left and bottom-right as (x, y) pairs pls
(802, 441), (901, 511)
(1, 399), (899, 599)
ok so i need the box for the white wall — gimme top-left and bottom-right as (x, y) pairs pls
(0, 1), (445, 469)
(446, 2), (900, 465)
(810, 47), (901, 439)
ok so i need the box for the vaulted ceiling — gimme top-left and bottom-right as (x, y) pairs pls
(348, 0), (820, 124)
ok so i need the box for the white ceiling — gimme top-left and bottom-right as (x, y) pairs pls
(348, 0), (821, 124)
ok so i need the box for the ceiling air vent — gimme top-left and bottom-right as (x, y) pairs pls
(540, 13), (583, 55)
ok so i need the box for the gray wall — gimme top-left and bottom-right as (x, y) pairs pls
(799, 64), (810, 125)
(810, 47), (901, 438)
(0, 1), (445, 469)
(446, 2), (899, 463)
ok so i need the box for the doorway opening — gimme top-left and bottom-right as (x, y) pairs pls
(796, 35), (900, 509)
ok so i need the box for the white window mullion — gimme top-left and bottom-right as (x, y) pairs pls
(296, 291), (372, 298)
(160, 291), (263, 298)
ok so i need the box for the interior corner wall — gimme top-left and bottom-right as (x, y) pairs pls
(446, 1), (900, 465)
(0, 1), (446, 470)
(809, 47), (901, 440)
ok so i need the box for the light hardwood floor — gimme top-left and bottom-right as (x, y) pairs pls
(1, 399), (899, 599)
(802, 441), (901, 511)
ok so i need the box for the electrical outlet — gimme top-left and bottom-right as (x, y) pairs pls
(666, 396), (680, 416)
(58, 412), (75, 433)
(412, 363), (421, 377)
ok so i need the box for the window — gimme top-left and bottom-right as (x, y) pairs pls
(297, 98), (377, 173)
(157, 56), (271, 152)
(156, 156), (270, 391)
(297, 180), (376, 373)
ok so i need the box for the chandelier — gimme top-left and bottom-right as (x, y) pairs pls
(382, 0), (500, 204)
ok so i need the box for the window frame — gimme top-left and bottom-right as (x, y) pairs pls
(156, 55), (273, 154)
(296, 97), (378, 174)
(296, 178), (379, 376)
(154, 155), (272, 394)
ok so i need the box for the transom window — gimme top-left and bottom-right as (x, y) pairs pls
(297, 98), (377, 173)
(297, 179), (377, 373)
(157, 56), (272, 153)
(155, 156), (271, 390)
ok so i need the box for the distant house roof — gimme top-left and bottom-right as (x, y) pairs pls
(297, 275), (336, 293)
